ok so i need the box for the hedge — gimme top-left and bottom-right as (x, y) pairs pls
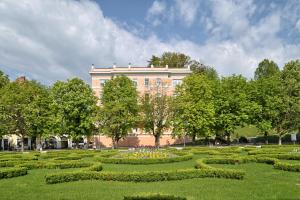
(274, 161), (300, 172)
(0, 167), (27, 179)
(123, 194), (187, 200)
(45, 167), (244, 184)
(18, 161), (93, 169)
(97, 153), (193, 165)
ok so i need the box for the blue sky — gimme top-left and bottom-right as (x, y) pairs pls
(0, 0), (299, 84)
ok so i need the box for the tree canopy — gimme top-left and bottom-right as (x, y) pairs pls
(99, 76), (139, 148)
(50, 78), (98, 147)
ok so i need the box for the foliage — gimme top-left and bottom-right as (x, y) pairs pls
(0, 70), (9, 89)
(0, 167), (27, 179)
(254, 59), (280, 80)
(173, 73), (215, 143)
(50, 78), (98, 146)
(140, 83), (172, 148)
(214, 75), (260, 144)
(0, 79), (51, 150)
(274, 161), (300, 172)
(99, 76), (139, 148)
(148, 52), (192, 68)
(97, 152), (193, 165)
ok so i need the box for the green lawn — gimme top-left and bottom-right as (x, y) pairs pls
(0, 148), (300, 200)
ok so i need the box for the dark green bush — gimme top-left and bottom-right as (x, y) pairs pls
(0, 167), (27, 179)
(123, 194), (187, 200)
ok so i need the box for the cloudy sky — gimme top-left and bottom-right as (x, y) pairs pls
(0, 0), (299, 85)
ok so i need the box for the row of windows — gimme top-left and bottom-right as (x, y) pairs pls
(99, 78), (182, 87)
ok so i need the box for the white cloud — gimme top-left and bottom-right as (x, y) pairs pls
(146, 0), (199, 27)
(175, 0), (199, 26)
(296, 19), (300, 31)
(0, 0), (299, 85)
(146, 1), (167, 26)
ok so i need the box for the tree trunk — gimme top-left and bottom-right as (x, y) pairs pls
(278, 135), (282, 145)
(155, 135), (160, 148)
(36, 136), (43, 151)
(227, 133), (231, 145)
(20, 135), (24, 152)
(112, 137), (118, 149)
(264, 132), (268, 144)
(192, 134), (196, 145)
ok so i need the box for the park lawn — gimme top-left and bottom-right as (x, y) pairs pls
(0, 159), (299, 200)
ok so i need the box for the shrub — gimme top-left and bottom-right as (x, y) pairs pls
(97, 153), (193, 165)
(17, 161), (93, 170)
(0, 167), (27, 179)
(274, 161), (300, 172)
(45, 167), (244, 184)
(123, 194), (187, 200)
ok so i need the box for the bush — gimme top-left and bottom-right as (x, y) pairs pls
(97, 153), (193, 165)
(274, 161), (300, 172)
(17, 161), (93, 169)
(123, 194), (187, 200)
(45, 167), (244, 184)
(0, 167), (27, 179)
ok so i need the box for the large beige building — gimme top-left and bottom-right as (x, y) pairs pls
(90, 64), (192, 147)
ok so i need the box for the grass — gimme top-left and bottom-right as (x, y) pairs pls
(0, 148), (300, 200)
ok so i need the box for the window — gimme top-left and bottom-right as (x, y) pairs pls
(172, 79), (182, 87)
(100, 79), (109, 87)
(132, 79), (138, 87)
(156, 78), (161, 86)
(144, 78), (149, 87)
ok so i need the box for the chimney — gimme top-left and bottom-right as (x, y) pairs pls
(91, 64), (95, 70)
(151, 64), (154, 68)
(113, 63), (116, 69)
(128, 63), (131, 69)
(187, 65), (190, 70)
(166, 64), (168, 69)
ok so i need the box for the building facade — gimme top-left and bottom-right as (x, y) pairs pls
(90, 64), (192, 147)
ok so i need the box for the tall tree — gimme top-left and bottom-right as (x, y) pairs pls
(140, 82), (172, 148)
(0, 79), (49, 151)
(214, 75), (260, 144)
(51, 78), (98, 148)
(254, 59), (280, 80)
(99, 76), (138, 148)
(278, 60), (300, 143)
(250, 76), (281, 144)
(173, 74), (215, 144)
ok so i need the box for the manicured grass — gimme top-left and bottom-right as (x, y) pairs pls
(0, 148), (300, 200)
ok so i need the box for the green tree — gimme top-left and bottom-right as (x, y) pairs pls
(254, 59), (280, 80)
(148, 52), (192, 68)
(173, 74), (215, 144)
(99, 76), (138, 148)
(51, 78), (98, 148)
(278, 60), (300, 143)
(250, 76), (281, 144)
(0, 70), (9, 89)
(140, 82), (172, 148)
(0, 79), (50, 151)
(214, 75), (260, 144)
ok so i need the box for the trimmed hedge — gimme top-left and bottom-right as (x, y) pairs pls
(274, 161), (300, 172)
(123, 194), (187, 200)
(0, 167), (27, 179)
(97, 153), (193, 165)
(45, 167), (244, 184)
(16, 161), (93, 170)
